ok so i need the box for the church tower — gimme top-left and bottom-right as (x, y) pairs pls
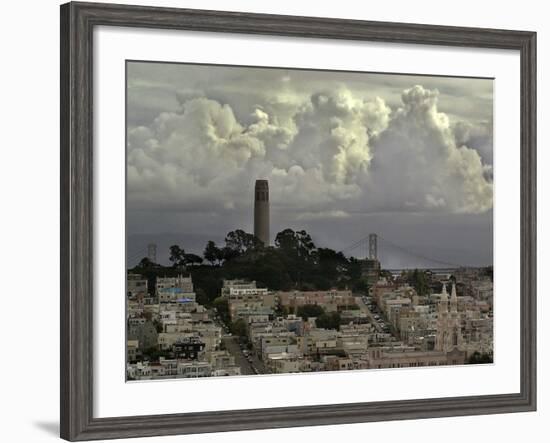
(449, 282), (463, 350)
(436, 282), (463, 352)
(435, 282), (449, 352)
(254, 180), (270, 246)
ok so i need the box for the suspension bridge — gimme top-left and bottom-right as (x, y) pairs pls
(127, 233), (470, 273)
(339, 233), (466, 273)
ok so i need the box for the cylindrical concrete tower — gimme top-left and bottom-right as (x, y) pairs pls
(254, 179), (270, 245)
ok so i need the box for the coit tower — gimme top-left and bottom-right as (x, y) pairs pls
(254, 179), (270, 245)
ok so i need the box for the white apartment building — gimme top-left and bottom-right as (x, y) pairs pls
(156, 275), (194, 294)
(177, 361), (211, 378)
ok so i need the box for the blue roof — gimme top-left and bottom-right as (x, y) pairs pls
(176, 297), (194, 303)
(161, 287), (183, 293)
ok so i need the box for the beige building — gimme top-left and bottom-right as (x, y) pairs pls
(127, 273), (148, 297)
(366, 347), (466, 369)
(277, 289), (355, 312)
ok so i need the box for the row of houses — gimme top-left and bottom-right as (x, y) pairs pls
(126, 275), (241, 380)
(219, 276), (492, 375)
(127, 267), (493, 380)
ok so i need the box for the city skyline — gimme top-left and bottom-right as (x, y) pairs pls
(127, 61), (493, 268)
(126, 61), (494, 381)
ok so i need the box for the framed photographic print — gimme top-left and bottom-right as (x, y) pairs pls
(60, 1), (537, 441)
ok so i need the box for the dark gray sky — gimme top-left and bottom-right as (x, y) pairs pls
(126, 61), (493, 268)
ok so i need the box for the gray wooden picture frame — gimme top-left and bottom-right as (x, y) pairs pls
(60, 1), (537, 441)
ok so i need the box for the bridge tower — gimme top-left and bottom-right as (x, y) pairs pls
(147, 243), (157, 264)
(368, 233), (378, 260)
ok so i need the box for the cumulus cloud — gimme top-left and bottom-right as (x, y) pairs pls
(127, 81), (492, 220)
(362, 85), (493, 214)
(453, 119), (493, 165)
(291, 88), (390, 185)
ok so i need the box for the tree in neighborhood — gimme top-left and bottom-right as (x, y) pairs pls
(194, 288), (209, 306)
(221, 245), (240, 262)
(409, 268), (429, 296)
(203, 240), (222, 265)
(315, 311), (341, 331)
(296, 304), (325, 320)
(183, 253), (203, 267)
(225, 229), (262, 255)
(275, 229), (318, 285)
(137, 257), (155, 269)
(275, 228), (316, 260)
(212, 297), (229, 323)
(230, 318), (248, 337)
(467, 351), (493, 364)
(169, 245), (186, 267)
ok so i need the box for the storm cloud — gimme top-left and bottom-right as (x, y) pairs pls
(127, 62), (493, 267)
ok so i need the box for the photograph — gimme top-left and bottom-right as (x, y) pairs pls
(125, 61), (494, 380)
(53, 1), (537, 440)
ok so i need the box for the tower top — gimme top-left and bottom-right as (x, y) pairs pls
(255, 179), (269, 189)
(450, 282), (458, 313)
(440, 282), (448, 299)
(439, 282), (449, 314)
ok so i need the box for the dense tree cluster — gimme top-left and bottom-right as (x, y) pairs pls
(296, 304), (325, 320)
(294, 304), (343, 330)
(316, 312), (342, 331)
(169, 245), (203, 268)
(467, 351), (493, 364)
(129, 228), (371, 307)
(404, 269), (430, 296)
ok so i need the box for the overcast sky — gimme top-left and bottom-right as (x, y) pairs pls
(126, 61), (493, 268)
